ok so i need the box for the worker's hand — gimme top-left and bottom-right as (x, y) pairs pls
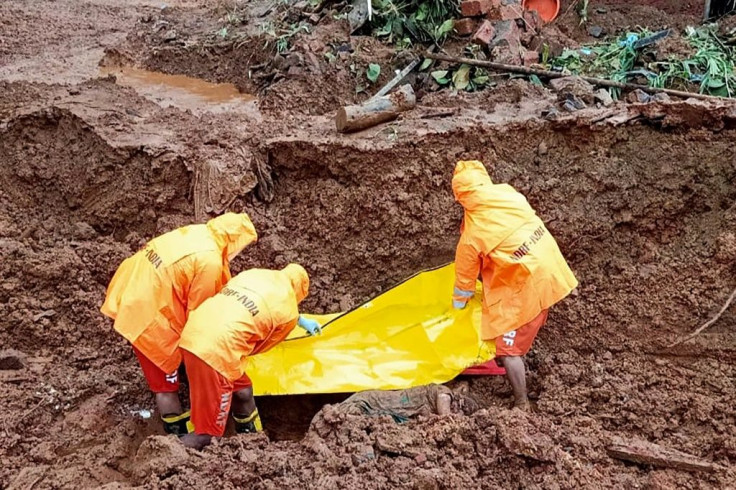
(452, 299), (468, 310)
(297, 315), (322, 336)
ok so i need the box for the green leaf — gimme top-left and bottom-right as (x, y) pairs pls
(419, 58), (432, 71)
(529, 74), (543, 86)
(366, 63), (381, 83)
(472, 74), (489, 86)
(437, 18), (454, 37)
(431, 70), (450, 85)
(415, 3), (429, 21)
(217, 27), (228, 38)
(452, 64), (471, 90)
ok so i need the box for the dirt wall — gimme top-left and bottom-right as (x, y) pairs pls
(1, 86), (735, 488)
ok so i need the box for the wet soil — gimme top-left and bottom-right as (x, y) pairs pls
(1, 0), (735, 488)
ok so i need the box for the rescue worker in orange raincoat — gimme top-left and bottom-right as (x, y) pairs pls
(178, 264), (320, 450)
(101, 213), (258, 434)
(451, 161), (578, 410)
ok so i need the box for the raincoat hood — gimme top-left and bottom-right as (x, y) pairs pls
(282, 263), (309, 303)
(452, 160), (495, 211)
(206, 212), (258, 261)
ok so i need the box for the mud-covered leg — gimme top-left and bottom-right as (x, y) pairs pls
(499, 355), (529, 410)
(231, 386), (262, 433)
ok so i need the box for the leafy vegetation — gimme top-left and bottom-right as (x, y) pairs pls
(550, 25), (736, 97)
(369, 0), (459, 45)
(425, 46), (494, 91)
(259, 21), (311, 53)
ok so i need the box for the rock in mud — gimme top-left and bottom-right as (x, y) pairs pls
(588, 25), (605, 38)
(595, 88), (614, 107)
(133, 435), (190, 481)
(0, 349), (27, 370)
(72, 221), (97, 240)
(550, 76), (595, 105)
(496, 411), (558, 462)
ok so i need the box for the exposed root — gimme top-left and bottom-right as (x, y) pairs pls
(669, 286), (736, 347)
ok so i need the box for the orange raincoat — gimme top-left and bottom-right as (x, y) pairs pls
(452, 161), (578, 340)
(179, 264), (309, 382)
(100, 213), (258, 373)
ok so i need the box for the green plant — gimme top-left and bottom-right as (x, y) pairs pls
(370, 0), (459, 44)
(431, 63), (492, 91)
(576, 0), (589, 25)
(550, 26), (736, 97)
(366, 63), (381, 83)
(260, 22), (310, 53)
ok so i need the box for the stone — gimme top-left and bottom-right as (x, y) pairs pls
(522, 48), (539, 66)
(272, 53), (286, 70)
(489, 19), (521, 50)
(72, 221), (97, 240)
(351, 445), (376, 465)
(522, 9), (541, 31)
(549, 76), (596, 104)
(626, 88), (652, 103)
(488, 20), (522, 64)
(594, 88), (614, 107)
(461, 0), (492, 17)
(454, 18), (478, 36)
(472, 20), (496, 46)
(588, 25), (605, 38)
(562, 94), (586, 112)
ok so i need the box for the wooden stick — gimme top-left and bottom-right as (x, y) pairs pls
(372, 58), (421, 99)
(669, 286), (736, 347)
(336, 84), (416, 133)
(425, 53), (735, 102)
(607, 438), (722, 473)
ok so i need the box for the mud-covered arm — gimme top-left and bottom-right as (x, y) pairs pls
(453, 237), (481, 308)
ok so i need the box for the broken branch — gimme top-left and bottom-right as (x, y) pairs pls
(607, 438), (723, 473)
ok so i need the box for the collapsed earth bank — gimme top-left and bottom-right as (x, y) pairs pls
(1, 77), (735, 487)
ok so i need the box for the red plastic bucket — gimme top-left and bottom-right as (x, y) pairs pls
(523, 0), (561, 23)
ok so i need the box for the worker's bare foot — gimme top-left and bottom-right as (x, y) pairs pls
(180, 433), (212, 450)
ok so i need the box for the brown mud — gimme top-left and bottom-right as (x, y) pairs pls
(1, 0), (735, 488)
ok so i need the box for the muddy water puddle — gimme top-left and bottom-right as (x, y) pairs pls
(100, 65), (259, 117)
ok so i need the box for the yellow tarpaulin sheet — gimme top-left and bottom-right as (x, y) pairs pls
(246, 263), (493, 395)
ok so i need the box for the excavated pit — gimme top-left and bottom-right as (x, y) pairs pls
(1, 85), (735, 487)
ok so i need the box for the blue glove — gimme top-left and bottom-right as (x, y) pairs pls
(298, 316), (322, 335)
(452, 299), (468, 310)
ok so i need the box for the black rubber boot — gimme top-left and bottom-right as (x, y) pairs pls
(161, 410), (194, 435)
(232, 409), (262, 434)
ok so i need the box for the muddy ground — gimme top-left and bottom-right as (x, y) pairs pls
(1, 0), (735, 488)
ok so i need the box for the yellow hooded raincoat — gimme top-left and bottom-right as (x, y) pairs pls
(179, 264), (309, 381)
(100, 213), (258, 373)
(451, 161), (578, 340)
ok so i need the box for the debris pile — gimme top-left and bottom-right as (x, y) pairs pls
(456, 0), (542, 66)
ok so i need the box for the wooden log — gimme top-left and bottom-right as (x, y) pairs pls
(336, 84), (416, 133)
(607, 438), (723, 473)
